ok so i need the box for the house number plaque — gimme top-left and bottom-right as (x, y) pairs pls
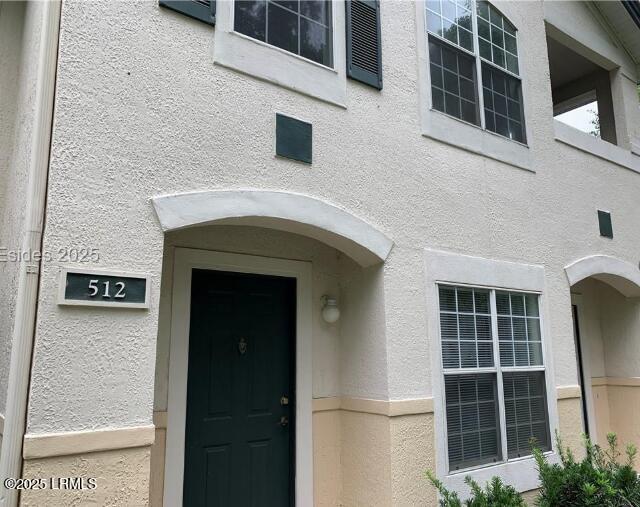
(58, 268), (150, 309)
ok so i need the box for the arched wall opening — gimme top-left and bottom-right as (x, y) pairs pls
(149, 221), (390, 506)
(566, 256), (640, 461)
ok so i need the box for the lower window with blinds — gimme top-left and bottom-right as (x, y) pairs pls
(438, 284), (551, 473)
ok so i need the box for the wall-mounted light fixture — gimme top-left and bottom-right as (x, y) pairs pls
(321, 295), (340, 324)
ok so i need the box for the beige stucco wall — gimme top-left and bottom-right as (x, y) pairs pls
(591, 383), (611, 445)
(149, 404), (437, 506)
(313, 409), (342, 507)
(389, 413), (435, 506)
(606, 383), (640, 461)
(148, 398), (587, 505)
(20, 446), (151, 506)
(341, 410), (392, 506)
(557, 397), (585, 459)
(149, 423), (165, 507)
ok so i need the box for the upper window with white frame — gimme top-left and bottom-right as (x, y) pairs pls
(426, 0), (526, 143)
(438, 284), (550, 472)
(234, 0), (333, 67)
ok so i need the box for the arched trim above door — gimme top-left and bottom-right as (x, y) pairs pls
(565, 255), (640, 297)
(152, 190), (393, 267)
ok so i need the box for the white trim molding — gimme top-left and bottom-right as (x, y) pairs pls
(22, 425), (155, 460)
(163, 248), (314, 507)
(424, 249), (545, 292)
(414, 1), (533, 172)
(565, 254), (640, 297)
(571, 293), (599, 443)
(554, 121), (640, 175)
(424, 249), (559, 496)
(212, 0), (347, 106)
(151, 190), (393, 267)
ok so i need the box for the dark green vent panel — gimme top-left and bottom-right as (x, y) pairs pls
(346, 0), (383, 90)
(160, 0), (215, 25)
(598, 210), (613, 238)
(276, 114), (312, 164)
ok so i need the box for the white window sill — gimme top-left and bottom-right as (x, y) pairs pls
(213, 0), (347, 107)
(553, 120), (640, 174)
(229, 30), (339, 74)
(443, 452), (558, 498)
(422, 110), (533, 173)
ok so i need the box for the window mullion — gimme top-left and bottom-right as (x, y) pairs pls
(265, 0), (269, 43)
(490, 290), (508, 462)
(297, 0), (301, 56)
(471, 2), (486, 130)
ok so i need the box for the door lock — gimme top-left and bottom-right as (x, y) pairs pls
(280, 396), (289, 405)
(279, 416), (289, 427)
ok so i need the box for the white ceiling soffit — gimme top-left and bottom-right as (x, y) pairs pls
(595, 1), (640, 66)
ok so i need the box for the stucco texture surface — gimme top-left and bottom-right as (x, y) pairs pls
(313, 410), (342, 507)
(390, 414), (435, 506)
(154, 225), (349, 412)
(19, 0), (640, 502)
(149, 426), (165, 507)
(341, 410), (392, 506)
(20, 446), (150, 507)
(607, 385), (640, 461)
(557, 397), (585, 459)
(31, 0), (640, 436)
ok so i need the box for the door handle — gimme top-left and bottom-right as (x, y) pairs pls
(279, 416), (289, 427)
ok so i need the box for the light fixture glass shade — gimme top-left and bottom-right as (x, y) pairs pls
(322, 297), (340, 323)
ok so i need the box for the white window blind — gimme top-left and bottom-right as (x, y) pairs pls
(438, 284), (551, 472)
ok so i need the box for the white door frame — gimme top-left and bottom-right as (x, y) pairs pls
(163, 247), (314, 506)
(570, 293), (598, 443)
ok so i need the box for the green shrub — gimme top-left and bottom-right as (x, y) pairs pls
(534, 432), (640, 507)
(426, 433), (640, 506)
(426, 471), (525, 507)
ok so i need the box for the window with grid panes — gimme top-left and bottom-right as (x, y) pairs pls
(234, 1), (333, 67)
(425, 0), (526, 143)
(438, 285), (551, 472)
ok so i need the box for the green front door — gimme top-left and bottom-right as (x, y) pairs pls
(183, 269), (296, 506)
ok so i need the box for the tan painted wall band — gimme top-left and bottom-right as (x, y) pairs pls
(591, 377), (640, 387)
(312, 397), (434, 416)
(556, 385), (582, 400)
(23, 425), (155, 460)
(311, 398), (341, 413)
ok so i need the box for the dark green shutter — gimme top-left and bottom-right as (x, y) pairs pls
(160, 0), (215, 25)
(345, 0), (382, 90)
